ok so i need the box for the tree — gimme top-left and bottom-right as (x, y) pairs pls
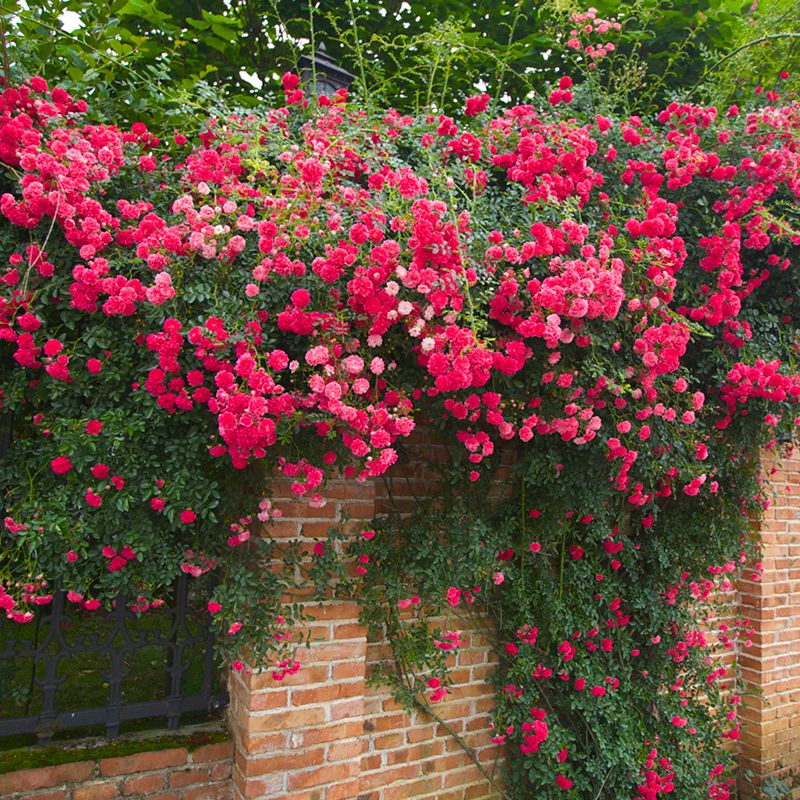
(4, 0), (790, 126)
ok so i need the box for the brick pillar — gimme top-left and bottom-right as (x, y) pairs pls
(229, 600), (368, 800)
(227, 453), (504, 800)
(738, 448), (800, 797)
(229, 478), (375, 800)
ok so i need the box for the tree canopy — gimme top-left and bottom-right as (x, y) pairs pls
(3, 0), (798, 129)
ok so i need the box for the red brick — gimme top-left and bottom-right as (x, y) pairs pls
(332, 661), (365, 680)
(238, 732), (287, 755)
(247, 689), (290, 711)
(369, 713), (407, 733)
(303, 642), (367, 663)
(382, 774), (443, 800)
(327, 738), (362, 763)
(262, 520), (300, 538)
(299, 622), (334, 641)
(122, 772), (164, 794)
(233, 770), (284, 798)
(0, 762), (94, 794)
(442, 763), (488, 788)
(287, 760), (360, 791)
(210, 761), (233, 781)
(183, 784), (232, 800)
(302, 721), (363, 746)
(358, 763), (421, 791)
(333, 623), (368, 640)
(25, 792), (70, 800)
(292, 681), (364, 706)
(339, 500), (375, 520)
(297, 494), (347, 516)
(325, 777), (363, 800)
(360, 754), (382, 772)
(303, 602), (363, 622)
(247, 706), (326, 732)
(168, 766), (210, 788)
(387, 741), (443, 766)
(466, 716), (492, 733)
(73, 784), (119, 800)
(100, 748), (187, 777)
(408, 724), (436, 743)
(329, 698), (364, 721)
(373, 732), (405, 750)
(236, 747), (324, 777)
(436, 701), (475, 721)
(191, 740), (234, 764)
(464, 781), (496, 799)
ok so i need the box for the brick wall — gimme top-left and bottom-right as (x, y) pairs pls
(738, 447), (800, 798)
(0, 736), (232, 800)
(229, 458), (504, 800)
(225, 438), (800, 800)
(360, 623), (502, 800)
(6, 444), (800, 800)
(229, 599), (501, 800)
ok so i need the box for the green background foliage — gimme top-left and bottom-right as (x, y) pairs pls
(3, 0), (799, 127)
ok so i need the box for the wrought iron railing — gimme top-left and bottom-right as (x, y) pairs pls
(0, 574), (228, 744)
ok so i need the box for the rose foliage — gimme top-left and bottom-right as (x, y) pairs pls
(2, 64), (800, 798)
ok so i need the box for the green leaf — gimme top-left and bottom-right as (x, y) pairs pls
(185, 16), (210, 31)
(211, 23), (238, 42)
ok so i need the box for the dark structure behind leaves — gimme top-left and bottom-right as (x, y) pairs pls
(0, 574), (227, 744)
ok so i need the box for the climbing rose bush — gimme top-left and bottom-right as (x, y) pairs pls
(1, 66), (800, 797)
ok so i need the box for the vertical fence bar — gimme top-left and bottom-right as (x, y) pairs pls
(165, 575), (187, 730)
(104, 598), (128, 740)
(34, 592), (61, 745)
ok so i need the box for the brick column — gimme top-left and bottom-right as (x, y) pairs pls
(228, 455), (504, 800)
(738, 448), (800, 797)
(229, 600), (368, 800)
(229, 478), (375, 800)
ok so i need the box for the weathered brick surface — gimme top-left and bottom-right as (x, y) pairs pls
(738, 449), (800, 798)
(122, 773), (164, 794)
(5, 444), (799, 800)
(100, 749), (188, 777)
(191, 741), (234, 763)
(0, 725), (234, 800)
(229, 463), (505, 800)
(73, 784), (119, 800)
(0, 761), (94, 794)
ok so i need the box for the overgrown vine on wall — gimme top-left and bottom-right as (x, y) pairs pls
(2, 9), (800, 795)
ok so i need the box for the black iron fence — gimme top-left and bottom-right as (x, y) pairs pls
(0, 574), (228, 744)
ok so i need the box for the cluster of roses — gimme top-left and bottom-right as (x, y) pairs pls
(3, 77), (799, 510)
(1, 68), (800, 797)
(566, 7), (621, 63)
(474, 488), (759, 796)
